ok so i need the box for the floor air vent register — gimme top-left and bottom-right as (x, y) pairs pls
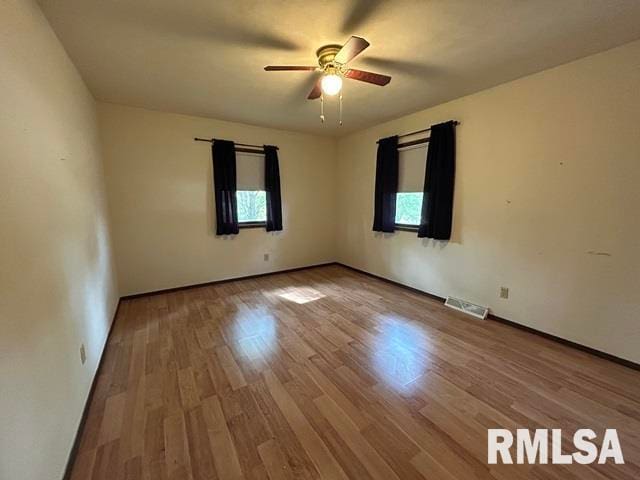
(444, 296), (489, 319)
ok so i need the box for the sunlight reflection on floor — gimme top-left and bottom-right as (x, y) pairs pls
(278, 287), (326, 304)
(372, 315), (432, 392)
(231, 307), (278, 360)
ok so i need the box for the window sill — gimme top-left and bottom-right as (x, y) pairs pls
(238, 222), (266, 229)
(395, 224), (418, 232)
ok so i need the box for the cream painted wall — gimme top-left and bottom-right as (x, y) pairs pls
(98, 103), (338, 296)
(336, 40), (640, 363)
(0, 1), (119, 479)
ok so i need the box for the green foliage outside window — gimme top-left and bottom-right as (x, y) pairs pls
(237, 190), (267, 223)
(395, 192), (423, 225)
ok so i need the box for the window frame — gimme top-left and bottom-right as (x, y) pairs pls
(395, 223), (419, 232)
(238, 220), (267, 229)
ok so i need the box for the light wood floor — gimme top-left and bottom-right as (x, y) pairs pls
(70, 265), (640, 480)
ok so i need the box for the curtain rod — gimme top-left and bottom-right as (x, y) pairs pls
(398, 137), (430, 150)
(194, 137), (279, 152)
(377, 120), (459, 144)
(398, 120), (459, 138)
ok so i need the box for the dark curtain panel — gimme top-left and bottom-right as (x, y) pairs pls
(418, 121), (456, 239)
(372, 135), (399, 232)
(264, 145), (283, 232)
(212, 139), (239, 235)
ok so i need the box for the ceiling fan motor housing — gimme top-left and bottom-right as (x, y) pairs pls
(316, 44), (343, 70)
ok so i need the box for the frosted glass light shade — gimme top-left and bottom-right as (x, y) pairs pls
(321, 74), (342, 96)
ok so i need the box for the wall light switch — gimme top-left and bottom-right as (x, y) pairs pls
(80, 343), (87, 364)
(264, 253), (269, 261)
(500, 287), (509, 299)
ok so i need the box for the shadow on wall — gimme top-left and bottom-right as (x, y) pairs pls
(372, 223), (462, 250)
(421, 238), (452, 249)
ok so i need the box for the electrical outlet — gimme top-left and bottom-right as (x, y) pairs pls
(500, 287), (509, 299)
(80, 343), (86, 365)
(264, 253), (269, 261)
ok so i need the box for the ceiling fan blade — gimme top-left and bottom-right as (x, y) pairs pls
(345, 68), (391, 86)
(334, 36), (370, 64)
(307, 80), (322, 100)
(264, 65), (317, 71)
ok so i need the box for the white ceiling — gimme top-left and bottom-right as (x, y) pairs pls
(39, 0), (640, 136)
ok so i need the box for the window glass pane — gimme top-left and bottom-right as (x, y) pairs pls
(395, 192), (423, 225)
(236, 190), (267, 223)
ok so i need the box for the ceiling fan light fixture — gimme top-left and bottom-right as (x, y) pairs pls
(264, 37), (391, 125)
(321, 73), (342, 96)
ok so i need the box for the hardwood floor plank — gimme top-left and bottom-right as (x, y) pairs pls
(250, 379), (319, 480)
(263, 369), (349, 480)
(224, 412), (269, 480)
(163, 363), (183, 415)
(189, 358), (215, 398)
(303, 359), (371, 430)
(370, 384), (494, 480)
(164, 413), (192, 480)
(360, 421), (425, 480)
(201, 395), (244, 480)
(97, 391), (126, 446)
(257, 439), (296, 480)
(177, 367), (200, 410)
(70, 448), (96, 480)
(216, 345), (248, 390)
(314, 394), (400, 480)
(185, 406), (217, 480)
(124, 456), (143, 480)
(91, 439), (121, 480)
(410, 451), (458, 480)
(144, 406), (166, 470)
(283, 376), (373, 480)
(120, 375), (146, 461)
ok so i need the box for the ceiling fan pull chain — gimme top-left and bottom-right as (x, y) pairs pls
(339, 91), (343, 126)
(320, 93), (325, 123)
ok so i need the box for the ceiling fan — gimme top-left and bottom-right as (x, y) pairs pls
(264, 36), (391, 101)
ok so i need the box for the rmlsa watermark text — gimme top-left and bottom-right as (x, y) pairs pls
(488, 429), (624, 465)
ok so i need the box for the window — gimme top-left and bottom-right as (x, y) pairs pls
(235, 150), (266, 227)
(395, 192), (423, 228)
(237, 190), (266, 226)
(396, 144), (426, 230)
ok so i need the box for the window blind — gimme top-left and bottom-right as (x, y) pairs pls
(236, 151), (265, 191)
(397, 145), (427, 192)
